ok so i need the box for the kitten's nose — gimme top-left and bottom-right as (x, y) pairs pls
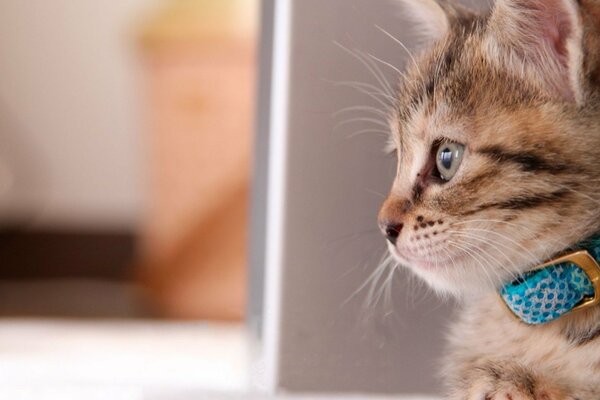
(378, 196), (411, 245)
(383, 223), (403, 245)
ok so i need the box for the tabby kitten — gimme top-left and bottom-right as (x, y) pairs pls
(377, 0), (600, 399)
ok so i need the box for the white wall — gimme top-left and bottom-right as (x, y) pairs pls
(0, 0), (158, 230)
(259, 0), (459, 393)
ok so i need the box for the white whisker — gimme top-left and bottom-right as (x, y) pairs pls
(333, 41), (395, 98)
(333, 106), (390, 118)
(334, 117), (390, 131)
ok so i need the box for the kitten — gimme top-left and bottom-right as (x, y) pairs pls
(378, 0), (600, 399)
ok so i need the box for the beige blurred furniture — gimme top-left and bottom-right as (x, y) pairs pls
(137, 0), (257, 320)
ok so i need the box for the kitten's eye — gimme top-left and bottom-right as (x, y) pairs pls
(435, 142), (465, 181)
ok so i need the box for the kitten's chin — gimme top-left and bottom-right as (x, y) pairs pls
(389, 247), (502, 298)
(411, 267), (497, 298)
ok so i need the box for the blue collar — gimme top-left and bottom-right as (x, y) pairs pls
(500, 234), (600, 325)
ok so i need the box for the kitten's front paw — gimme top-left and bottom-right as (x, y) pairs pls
(449, 363), (570, 400)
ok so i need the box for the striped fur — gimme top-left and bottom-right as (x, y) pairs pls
(378, 0), (600, 398)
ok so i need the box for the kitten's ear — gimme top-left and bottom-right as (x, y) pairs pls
(396, 0), (477, 46)
(395, 0), (452, 45)
(485, 0), (584, 103)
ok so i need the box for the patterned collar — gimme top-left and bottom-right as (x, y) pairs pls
(500, 234), (600, 325)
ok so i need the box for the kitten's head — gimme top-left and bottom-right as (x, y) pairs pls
(379, 0), (600, 297)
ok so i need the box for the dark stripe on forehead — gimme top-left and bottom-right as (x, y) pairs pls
(398, 15), (483, 121)
(476, 146), (572, 174)
(407, 40), (459, 111)
(462, 189), (570, 215)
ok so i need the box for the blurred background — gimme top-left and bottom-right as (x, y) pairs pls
(0, 0), (258, 394)
(0, 0), (461, 398)
(0, 0), (257, 320)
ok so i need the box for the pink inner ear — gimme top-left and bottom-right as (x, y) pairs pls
(503, 0), (580, 101)
(541, 3), (574, 61)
